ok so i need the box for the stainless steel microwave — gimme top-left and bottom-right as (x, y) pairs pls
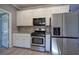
(33, 18), (45, 26)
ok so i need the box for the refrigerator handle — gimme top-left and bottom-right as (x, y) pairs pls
(51, 36), (78, 39)
(49, 17), (52, 54)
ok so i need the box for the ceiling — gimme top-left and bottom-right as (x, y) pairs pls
(12, 4), (60, 10)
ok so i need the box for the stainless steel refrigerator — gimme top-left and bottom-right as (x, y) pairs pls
(51, 12), (79, 55)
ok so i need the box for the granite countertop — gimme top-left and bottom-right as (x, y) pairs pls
(13, 32), (32, 34)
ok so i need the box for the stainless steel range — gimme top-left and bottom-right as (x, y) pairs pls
(31, 31), (46, 51)
(31, 18), (46, 51)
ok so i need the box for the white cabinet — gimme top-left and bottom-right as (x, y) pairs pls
(13, 33), (31, 48)
(17, 5), (69, 26)
(17, 11), (23, 26)
(32, 9), (45, 17)
(17, 10), (33, 26)
(23, 34), (31, 48)
(46, 34), (50, 52)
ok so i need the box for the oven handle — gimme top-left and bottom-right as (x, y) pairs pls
(32, 36), (45, 38)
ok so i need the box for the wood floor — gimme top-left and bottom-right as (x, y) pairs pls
(0, 47), (50, 55)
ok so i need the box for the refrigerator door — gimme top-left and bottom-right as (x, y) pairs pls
(63, 12), (79, 37)
(51, 12), (79, 55)
(51, 13), (63, 36)
(62, 13), (79, 54)
(63, 38), (79, 55)
(51, 38), (79, 55)
(51, 38), (63, 55)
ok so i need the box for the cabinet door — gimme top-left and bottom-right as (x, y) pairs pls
(17, 10), (33, 26)
(22, 10), (33, 26)
(44, 9), (52, 26)
(13, 34), (31, 48)
(17, 11), (24, 26)
(33, 9), (45, 18)
(13, 34), (25, 47)
(23, 34), (31, 48)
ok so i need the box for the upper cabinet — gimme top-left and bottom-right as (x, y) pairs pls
(17, 10), (33, 26)
(17, 5), (70, 26)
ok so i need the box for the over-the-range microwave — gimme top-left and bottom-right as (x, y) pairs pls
(33, 18), (45, 26)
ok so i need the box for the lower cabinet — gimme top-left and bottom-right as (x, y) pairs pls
(46, 34), (50, 52)
(13, 33), (31, 48)
(13, 33), (51, 51)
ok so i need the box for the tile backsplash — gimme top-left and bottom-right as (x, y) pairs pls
(17, 26), (50, 33)
(18, 26), (34, 33)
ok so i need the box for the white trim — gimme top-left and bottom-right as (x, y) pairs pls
(0, 8), (12, 48)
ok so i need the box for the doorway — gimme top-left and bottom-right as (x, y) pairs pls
(0, 10), (10, 48)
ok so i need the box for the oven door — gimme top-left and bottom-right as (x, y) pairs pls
(32, 37), (45, 46)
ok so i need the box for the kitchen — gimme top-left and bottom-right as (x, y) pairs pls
(0, 4), (79, 55)
(13, 4), (69, 54)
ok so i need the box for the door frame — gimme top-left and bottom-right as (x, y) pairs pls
(0, 8), (12, 48)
